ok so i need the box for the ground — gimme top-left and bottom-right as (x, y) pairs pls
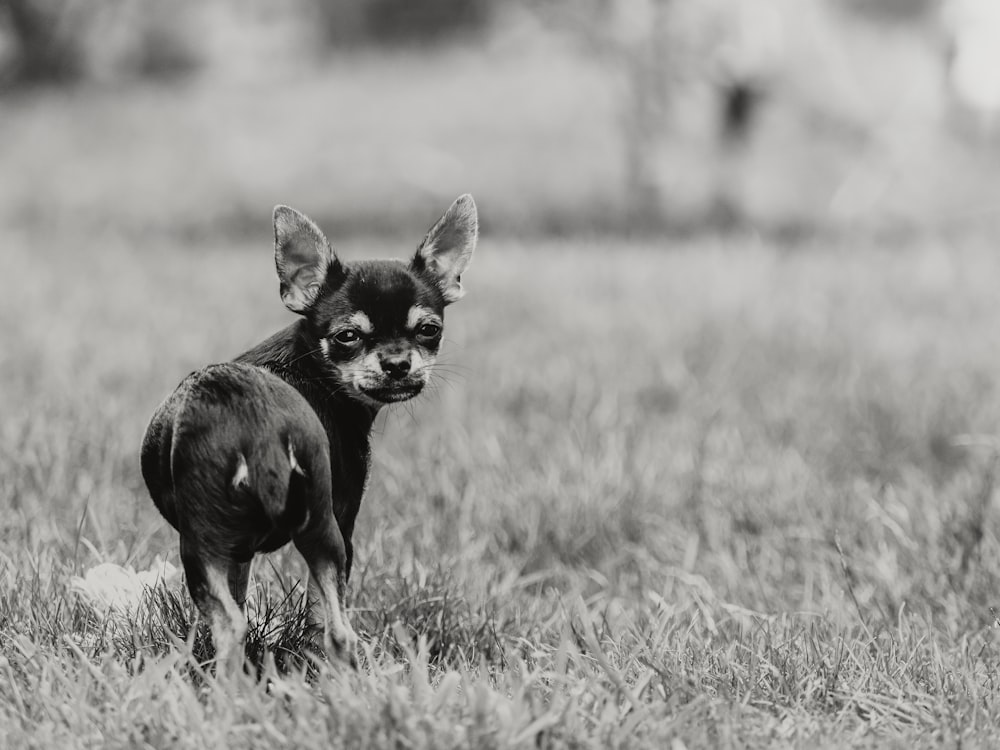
(3, 227), (1000, 748)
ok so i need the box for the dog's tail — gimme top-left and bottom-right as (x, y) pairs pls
(230, 436), (313, 532)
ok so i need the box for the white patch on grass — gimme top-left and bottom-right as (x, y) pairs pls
(71, 557), (181, 621)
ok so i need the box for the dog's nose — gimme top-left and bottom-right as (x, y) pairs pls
(380, 356), (411, 380)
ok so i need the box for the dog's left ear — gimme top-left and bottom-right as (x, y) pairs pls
(411, 194), (478, 304)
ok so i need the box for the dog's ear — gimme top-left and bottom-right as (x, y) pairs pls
(273, 206), (342, 314)
(411, 194), (478, 304)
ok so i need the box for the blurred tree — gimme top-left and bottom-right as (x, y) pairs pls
(838, 0), (936, 24)
(697, 0), (786, 224)
(312, 0), (368, 47)
(313, 0), (492, 49)
(0, 0), (85, 86)
(120, 0), (201, 81)
(528, 0), (792, 229)
(528, 0), (679, 229)
(366, 0), (491, 44)
(0, 0), (201, 89)
(941, 0), (1000, 138)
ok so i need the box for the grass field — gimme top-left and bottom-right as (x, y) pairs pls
(3, 225), (1000, 747)
(4, 9), (1000, 745)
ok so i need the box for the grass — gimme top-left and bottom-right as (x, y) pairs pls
(3, 225), (1000, 747)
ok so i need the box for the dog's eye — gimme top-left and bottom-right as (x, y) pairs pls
(416, 323), (441, 339)
(333, 329), (362, 345)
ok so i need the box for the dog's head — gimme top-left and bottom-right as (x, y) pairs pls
(273, 195), (477, 407)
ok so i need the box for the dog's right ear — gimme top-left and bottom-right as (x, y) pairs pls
(411, 194), (478, 305)
(273, 206), (342, 314)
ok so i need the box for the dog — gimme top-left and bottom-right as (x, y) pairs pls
(141, 194), (478, 665)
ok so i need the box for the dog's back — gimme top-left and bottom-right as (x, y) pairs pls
(141, 362), (330, 560)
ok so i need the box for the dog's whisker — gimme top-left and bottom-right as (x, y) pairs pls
(427, 374), (462, 387)
(425, 369), (467, 383)
(428, 359), (472, 371)
(427, 365), (468, 376)
(283, 345), (326, 368)
(428, 371), (462, 388)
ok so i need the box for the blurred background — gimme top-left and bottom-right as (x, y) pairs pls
(1, 0), (999, 239)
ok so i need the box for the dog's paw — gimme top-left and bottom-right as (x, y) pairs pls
(334, 620), (359, 670)
(303, 621), (358, 669)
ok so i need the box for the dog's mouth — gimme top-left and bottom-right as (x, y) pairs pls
(359, 383), (424, 404)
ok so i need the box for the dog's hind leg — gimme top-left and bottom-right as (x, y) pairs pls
(293, 519), (358, 667)
(181, 537), (248, 671)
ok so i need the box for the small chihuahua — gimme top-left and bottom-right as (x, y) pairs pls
(141, 195), (477, 665)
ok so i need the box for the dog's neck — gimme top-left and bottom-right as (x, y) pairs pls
(236, 320), (380, 430)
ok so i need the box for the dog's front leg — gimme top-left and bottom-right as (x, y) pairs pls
(293, 520), (358, 668)
(227, 560), (252, 614)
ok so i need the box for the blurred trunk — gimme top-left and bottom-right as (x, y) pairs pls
(620, 0), (672, 230)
